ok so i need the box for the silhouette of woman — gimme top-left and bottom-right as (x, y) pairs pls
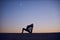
(22, 24), (33, 33)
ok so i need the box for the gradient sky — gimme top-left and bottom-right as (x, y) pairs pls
(0, 0), (60, 33)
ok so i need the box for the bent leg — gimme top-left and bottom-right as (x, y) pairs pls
(22, 28), (32, 33)
(22, 28), (24, 33)
(22, 28), (27, 33)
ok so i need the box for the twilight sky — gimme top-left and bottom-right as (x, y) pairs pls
(0, 0), (60, 33)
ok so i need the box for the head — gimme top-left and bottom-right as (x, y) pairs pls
(31, 23), (33, 25)
(31, 23), (33, 26)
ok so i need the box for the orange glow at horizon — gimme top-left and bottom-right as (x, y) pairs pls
(0, 28), (60, 33)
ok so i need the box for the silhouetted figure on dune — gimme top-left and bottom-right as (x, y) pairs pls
(22, 24), (33, 33)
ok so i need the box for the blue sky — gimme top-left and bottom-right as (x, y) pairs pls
(0, 0), (60, 33)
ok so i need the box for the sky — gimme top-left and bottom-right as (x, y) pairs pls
(0, 0), (60, 33)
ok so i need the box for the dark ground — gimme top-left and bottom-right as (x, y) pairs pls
(0, 33), (60, 40)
